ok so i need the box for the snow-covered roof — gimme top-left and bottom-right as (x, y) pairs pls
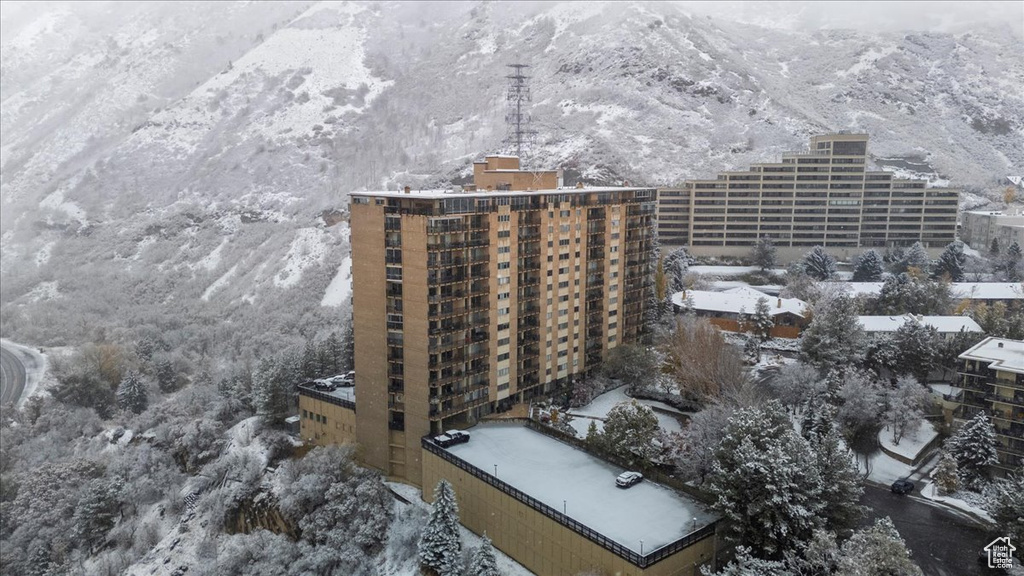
(350, 185), (653, 200)
(671, 288), (806, 318)
(443, 423), (715, 554)
(688, 265), (788, 277)
(823, 282), (1024, 300)
(857, 315), (983, 334)
(297, 383), (356, 405)
(959, 337), (1024, 374)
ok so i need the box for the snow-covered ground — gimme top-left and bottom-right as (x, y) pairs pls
(321, 254), (352, 307)
(445, 423), (715, 554)
(920, 482), (996, 523)
(0, 338), (50, 407)
(566, 386), (685, 437)
(879, 421), (938, 463)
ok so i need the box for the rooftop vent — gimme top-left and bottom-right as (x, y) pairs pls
(575, 182), (584, 189)
(403, 186), (411, 194)
(998, 342), (1004, 348)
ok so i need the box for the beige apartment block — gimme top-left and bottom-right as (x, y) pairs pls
(952, 337), (1024, 475)
(297, 385), (357, 447)
(657, 134), (959, 261)
(350, 156), (656, 485)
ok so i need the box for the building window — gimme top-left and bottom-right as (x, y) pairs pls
(498, 367), (510, 377)
(498, 214), (511, 222)
(497, 352), (510, 361)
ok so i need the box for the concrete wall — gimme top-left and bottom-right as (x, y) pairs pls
(422, 449), (716, 576)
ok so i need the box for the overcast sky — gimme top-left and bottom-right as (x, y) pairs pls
(678, 1), (1024, 36)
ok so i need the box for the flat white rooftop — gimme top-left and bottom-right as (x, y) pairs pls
(443, 423), (715, 554)
(959, 337), (1024, 374)
(858, 314), (983, 334)
(350, 185), (654, 200)
(822, 282), (1024, 300)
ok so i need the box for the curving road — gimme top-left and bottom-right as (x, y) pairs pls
(0, 344), (28, 406)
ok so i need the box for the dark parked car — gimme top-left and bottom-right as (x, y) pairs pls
(433, 434), (455, 448)
(891, 479), (915, 495)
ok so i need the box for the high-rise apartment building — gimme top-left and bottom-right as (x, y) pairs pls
(350, 156), (656, 484)
(658, 134), (959, 260)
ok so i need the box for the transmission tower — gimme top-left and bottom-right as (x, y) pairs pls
(504, 63), (537, 160)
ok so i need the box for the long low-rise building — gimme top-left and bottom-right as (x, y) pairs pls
(858, 314), (984, 339)
(670, 287), (808, 338)
(298, 383), (357, 446)
(422, 422), (719, 576)
(823, 282), (1024, 305)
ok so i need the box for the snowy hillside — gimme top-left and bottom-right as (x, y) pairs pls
(1, 1), (1022, 352)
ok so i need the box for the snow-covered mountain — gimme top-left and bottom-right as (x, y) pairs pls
(2, 1), (1022, 352)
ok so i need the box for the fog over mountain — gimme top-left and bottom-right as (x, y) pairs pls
(1, 1), (1022, 353)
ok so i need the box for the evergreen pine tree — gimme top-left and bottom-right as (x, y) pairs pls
(319, 332), (343, 375)
(467, 535), (500, 576)
(752, 236), (777, 273)
(800, 293), (866, 373)
(810, 428), (864, 536)
(663, 246), (691, 294)
(852, 249), (885, 282)
(71, 478), (122, 553)
(987, 470), (1024, 545)
(932, 241), (966, 282)
(892, 320), (940, 381)
(903, 241), (932, 277)
(155, 357), (177, 393)
(802, 246), (837, 281)
(836, 517), (923, 576)
(418, 480), (463, 576)
(933, 452), (959, 495)
(751, 297), (775, 343)
(945, 412), (999, 487)
(116, 372), (148, 414)
(990, 237), (1001, 256)
(1000, 240), (1023, 281)
(300, 339), (320, 379)
(707, 403), (825, 559)
(252, 357), (291, 425)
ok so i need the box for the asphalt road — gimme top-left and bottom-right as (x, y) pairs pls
(0, 344), (28, 405)
(860, 484), (1005, 576)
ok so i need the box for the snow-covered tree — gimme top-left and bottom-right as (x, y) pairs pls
(945, 412), (999, 487)
(810, 428), (864, 536)
(800, 293), (866, 373)
(601, 400), (660, 464)
(252, 356), (292, 426)
(865, 334), (901, 375)
(743, 335), (762, 364)
(708, 403), (824, 558)
(784, 529), (839, 576)
(883, 376), (929, 445)
(116, 372), (148, 415)
(467, 535), (500, 576)
(155, 357), (178, 393)
(800, 399), (836, 442)
(835, 517), (923, 576)
(767, 363), (826, 411)
(751, 297), (774, 343)
(987, 469), (1024, 544)
(852, 250), (885, 282)
(676, 403), (734, 485)
(701, 546), (791, 576)
(70, 478), (123, 553)
(931, 241), (966, 282)
(933, 452), (960, 495)
(900, 241), (932, 277)
(752, 236), (777, 272)
(998, 239), (1023, 281)
(663, 246), (691, 294)
(837, 371), (885, 462)
(418, 480), (463, 576)
(990, 237), (1001, 256)
(872, 273), (952, 316)
(802, 246), (836, 281)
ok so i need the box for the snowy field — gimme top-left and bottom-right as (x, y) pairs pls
(566, 386), (685, 437)
(445, 423), (715, 554)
